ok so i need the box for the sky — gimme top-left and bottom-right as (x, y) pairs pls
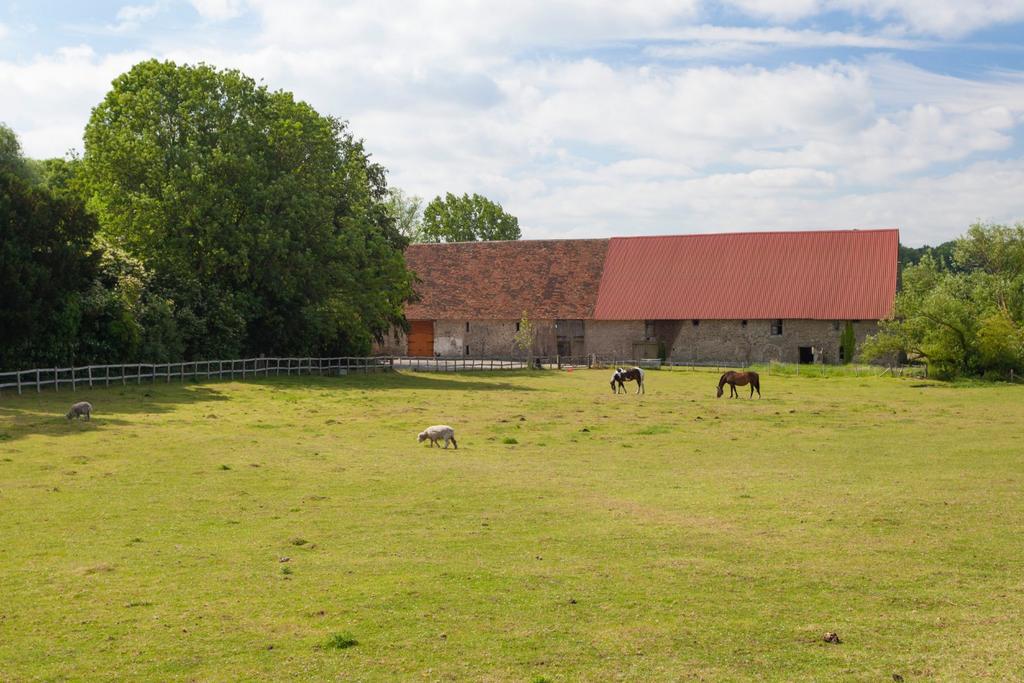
(2, 1), (1024, 245)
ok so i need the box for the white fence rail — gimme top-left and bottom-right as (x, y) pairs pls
(393, 357), (532, 372)
(0, 354), (931, 396)
(0, 357), (392, 396)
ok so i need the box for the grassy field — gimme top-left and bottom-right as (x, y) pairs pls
(1, 367), (1022, 681)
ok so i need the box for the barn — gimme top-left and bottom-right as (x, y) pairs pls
(376, 228), (899, 364)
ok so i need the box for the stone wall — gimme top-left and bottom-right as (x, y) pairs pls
(584, 320), (647, 358)
(434, 320), (560, 358)
(374, 327), (407, 356)
(374, 318), (880, 363)
(373, 320), (560, 358)
(664, 319), (878, 364)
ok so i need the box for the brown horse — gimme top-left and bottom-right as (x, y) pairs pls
(717, 371), (760, 398)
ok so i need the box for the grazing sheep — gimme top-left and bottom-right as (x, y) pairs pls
(66, 401), (93, 421)
(418, 425), (457, 449)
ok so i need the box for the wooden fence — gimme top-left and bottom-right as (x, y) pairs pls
(0, 354), (938, 397)
(0, 357), (392, 396)
(393, 357), (531, 372)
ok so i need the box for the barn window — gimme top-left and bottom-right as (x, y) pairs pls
(515, 321), (521, 332)
(644, 321), (656, 340)
(692, 319), (700, 327)
(465, 322), (470, 332)
(741, 320), (748, 328)
(770, 320), (783, 336)
(465, 345), (470, 356)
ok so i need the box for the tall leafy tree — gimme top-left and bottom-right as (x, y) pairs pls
(899, 241), (958, 273)
(385, 187), (425, 242)
(864, 222), (1024, 379)
(82, 60), (412, 358)
(840, 322), (856, 364)
(421, 192), (520, 242)
(0, 126), (100, 369)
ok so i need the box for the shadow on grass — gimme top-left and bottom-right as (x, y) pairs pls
(235, 369), (539, 393)
(0, 383), (230, 442)
(0, 370), (535, 442)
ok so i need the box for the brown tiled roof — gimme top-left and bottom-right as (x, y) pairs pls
(404, 239), (609, 320)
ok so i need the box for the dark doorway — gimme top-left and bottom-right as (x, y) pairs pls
(555, 319), (584, 358)
(798, 346), (814, 364)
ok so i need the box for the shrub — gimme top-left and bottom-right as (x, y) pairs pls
(324, 632), (358, 649)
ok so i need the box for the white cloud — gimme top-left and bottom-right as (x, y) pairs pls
(1, 2), (1024, 245)
(0, 46), (147, 156)
(721, 0), (1024, 38)
(838, 0), (1024, 38)
(107, 2), (167, 33)
(189, 0), (247, 21)
(723, 0), (823, 23)
(645, 24), (930, 60)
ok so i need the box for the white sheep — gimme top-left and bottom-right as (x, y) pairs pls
(418, 425), (457, 449)
(66, 401), (93, 421)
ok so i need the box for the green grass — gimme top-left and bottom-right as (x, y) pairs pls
(1, 368), (1022, 681)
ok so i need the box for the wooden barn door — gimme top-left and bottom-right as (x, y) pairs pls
(407, 321), (434, 357)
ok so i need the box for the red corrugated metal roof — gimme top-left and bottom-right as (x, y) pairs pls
(593, 229), (898, 320)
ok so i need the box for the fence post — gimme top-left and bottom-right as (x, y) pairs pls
(37, 369), (41, 393)
(106, 366), (110, 387)
(16, 371), (22, 395)
(87, 366), (93, 389)
(54, 368), (59, 392)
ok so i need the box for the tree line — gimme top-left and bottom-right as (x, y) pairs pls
(3, 60), (1017, 380)
(1, 60), (519, 371)
(864, 223), (1024, 379)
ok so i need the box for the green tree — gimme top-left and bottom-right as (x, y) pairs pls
(864, 222), (1024, 379)
(385, 187), (425, 242)
(0, 124), (42, 185)
(840, 322), (856, 364)
(0, 126), (101, 369)
(421, 192), (520, 243)
(512, 312), (535, 358)
(82, 59), (412, 358)
(899, 241), (958, 273)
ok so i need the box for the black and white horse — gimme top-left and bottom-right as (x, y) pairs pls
(611, 366), (645, 394)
